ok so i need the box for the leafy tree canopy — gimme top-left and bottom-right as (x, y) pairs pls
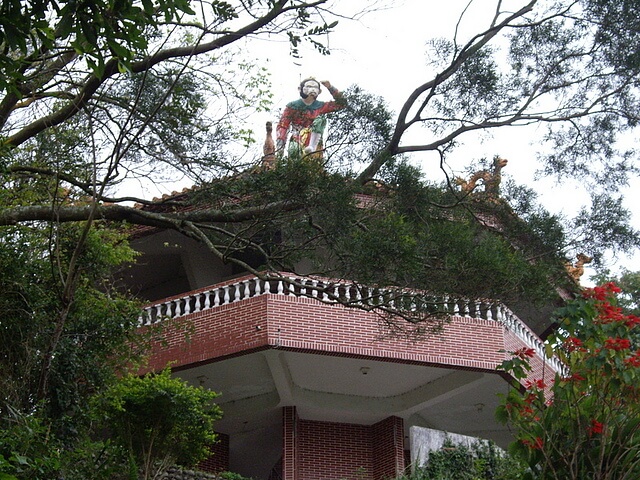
(90, 369), (222, 479)
(1, 0), (640, 476)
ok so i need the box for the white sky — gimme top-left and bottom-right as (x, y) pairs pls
(248, 0), (576, 196)
(239, 0), (640, 277)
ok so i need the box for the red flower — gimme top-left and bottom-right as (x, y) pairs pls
(587, 419), (604, 436)
(520, 405), (534, 416)
(604, 337), (631, 351)
(624, 350), (640, 367)
(584, 282), (622, 301)
(522, 437), (544, 450)
(514, 347), (536, 359)
(564, 337), (584, 352)
(597, 304), (625, 324)
(625, 315), (640, 328)
(525, 379), (547, 390)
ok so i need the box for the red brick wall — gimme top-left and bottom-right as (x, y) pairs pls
(297, 419), (373, 480)
(266, 295), (506, 372)
(372, 417), (405, 480)
(143, 292), (557, 388)
(281, 412), (405, 480)
(144, 295), (270, 372)
(198, 433), (229, 473)
(283, 406), (299, 480)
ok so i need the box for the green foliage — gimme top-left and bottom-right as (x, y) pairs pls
(91, 369), (222, 479)
(398, 439), (527, 480)
(570, 193), (640, 267)
(189, 157), (566, 308)
(0, 0), (206, 86)
(585, 0), (640, 71)
(325, 85), (394, 173)
(505, 2), (640, 190)
(0, 218), (146, 480)
(497, 283), (640, 479)
(0, 222), (141, 424)
(336, 162), (566, 305)
(0, 408), (61, 480)
(218, 471), (254, 480)
(432, 45), (501, 121)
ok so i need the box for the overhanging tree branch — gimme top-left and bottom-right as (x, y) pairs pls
(3, 0), (329, 148)
(0, 200), (304, 228)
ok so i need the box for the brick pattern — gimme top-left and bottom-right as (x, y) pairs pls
(142, 289), (556, 480)
(268, 296), (506, 371)
(144, 292), (556, 389)
(282, 415), (404, 480)
(145, 295), (270, 372)
(371, 417), (405, 479)
(282, 406), (299, 480)
(297, 419), (373, 480)
(197, 433), (229, 473)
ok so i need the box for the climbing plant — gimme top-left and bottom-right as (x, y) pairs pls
(398, 439), (527, 480)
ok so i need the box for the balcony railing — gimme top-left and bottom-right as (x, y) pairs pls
(139, 274), (563, 373)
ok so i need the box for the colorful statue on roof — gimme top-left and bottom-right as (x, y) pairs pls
(276, 77), (345, 158)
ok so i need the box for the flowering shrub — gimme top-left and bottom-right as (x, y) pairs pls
(496, 283), (640, 479)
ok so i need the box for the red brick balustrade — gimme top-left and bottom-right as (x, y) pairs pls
(141, 273), (561, 382)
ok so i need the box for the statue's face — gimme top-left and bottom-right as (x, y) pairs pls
(301, 80), (320, 99)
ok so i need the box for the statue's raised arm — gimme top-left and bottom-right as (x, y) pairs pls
(275, 77), (345, 158)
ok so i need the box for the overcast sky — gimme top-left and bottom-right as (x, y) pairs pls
(248, 1), (584, 209)
(240, 0), (640, 277)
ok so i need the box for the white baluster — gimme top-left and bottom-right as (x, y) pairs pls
(213, 289), (221, 307)
(359, 286), (367, 305)
(223, 285), (231, 304)
(204, 291), (211, 309)
(244, 280), (251, 299)
(450, 299), (457, 315)
(344, 285), (352, 302)
(184, 296), (192, 315)
(321, 283), (329, 301)
(255, 279), (263, 295)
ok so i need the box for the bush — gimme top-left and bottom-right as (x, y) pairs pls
(91, 369), (222, 480)
(497, 283), (640, 479)
(398, 439), (527, 480)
